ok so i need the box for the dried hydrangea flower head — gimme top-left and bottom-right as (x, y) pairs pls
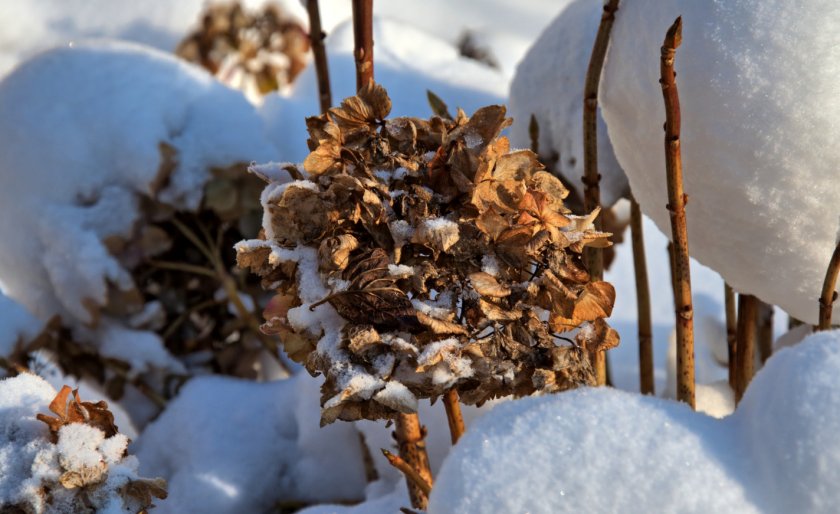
(237, 83), (618, 424)
(177, 1), (310, 97)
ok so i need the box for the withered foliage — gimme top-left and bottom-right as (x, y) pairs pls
(37, 385), (119, 443)
(238, 83), (618, 424)
(177, 1), (310, 95)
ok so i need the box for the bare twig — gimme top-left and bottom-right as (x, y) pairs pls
(582, 0), (620, 385)
(630, 197), (654, 395)
(734, 294), (758, 403)
(724, 283), (737, 387)
(352, 0), (374, 89)
(757, 300), (774, 363)
(443, 389), (466, 444)
(818, 241), (840, 331)
(393, 413), (433, 509)
(660, 17), (694, 408)
(381, 449), (432, 497)
(306, 0), (332, 113)
(529, 114), (540, 155)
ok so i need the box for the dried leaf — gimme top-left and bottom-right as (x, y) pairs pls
(469, 272), (511, 298)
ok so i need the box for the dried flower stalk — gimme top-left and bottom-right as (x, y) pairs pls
(443, 389), (466, 444)
(382, 449), (433, 497)
(582, 0), (620, 385)
(734, 294), (757, 403)
(818, 241), (840, 330)
(307, 0), (332, 113)
(660, 17), (695, 408)
(630, 197), (654, 395)
(757, 300), (773, 363)
(352, 0), (374, 89)
(724, 283), (737, 388)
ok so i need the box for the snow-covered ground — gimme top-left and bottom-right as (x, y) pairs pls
(0, 0), (835, 512)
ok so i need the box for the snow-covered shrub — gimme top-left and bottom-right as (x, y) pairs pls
(176, 1), (310, 101)
(600, 0), (840, 324)
(237, 83), (617, 424)
(428, 330), (840, 513)
(0, 374), (165, 513)
(0, 40), (285, 405)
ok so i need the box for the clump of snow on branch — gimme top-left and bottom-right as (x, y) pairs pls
(601, 0), (840, 324)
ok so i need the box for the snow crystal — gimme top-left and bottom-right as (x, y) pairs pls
(372, 381), (418, 413)
(601, 0), (840, 323)
(388, 264), (415, 278)
(431, 330), (840, 513)
(480, 254), (500, 277)
(509, 0), (628, 207)
(415, 217), (460, 253)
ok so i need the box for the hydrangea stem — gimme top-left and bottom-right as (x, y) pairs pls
(818, 241), (840, 331)
(352, 0), (374, 89)
(757, 300), (774, 363)
(660, 17), (695, 408)
(724, 283), (737, 388)
(306, 0), (332, 113)
(394, 413), (433, 509)
(443, 389), (466, 444)
(630, 197), (654, 395)
(582, 0), (620, 385)
(734, 294), (758, 403)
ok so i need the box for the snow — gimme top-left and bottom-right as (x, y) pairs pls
(135, 373), (367, 513)
(430, 330), (840, 513)
(0, 40), (276, 335)
(0, 290), (43, 359)
(600, 0), (840, 324)
(261, 17), (508, 163)
(509, 0), (628, 207)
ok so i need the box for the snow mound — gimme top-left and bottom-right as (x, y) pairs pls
(261, 16), (508, 163)
(0, 40), (277, 331)
(135, 373), (367, 513)
(429, 330), (840, 513)
(600, 0), (840, 324)
(509, 0), (628, 207)
(0, 291), (44, 360)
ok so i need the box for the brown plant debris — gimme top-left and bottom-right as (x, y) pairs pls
(177, 1), (310, 96)
(237, 83), (618, 424)
(37, 385), (119, 443)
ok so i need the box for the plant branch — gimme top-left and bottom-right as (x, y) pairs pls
(630, 197), (654, 395)
(757, 300), (773, 363)
(582, 0), (620, 386)
(443, 389), (465, 444)
(381, 449), (432, 497)
(724, 283), (737, 388)
(660, 16), (695, 408)
(734, 294), (757, 403)
(306, 0), (332, 113)
(818, 241), (840, 330)
(352, 0), (374, 90)
(394, 413), (433, 509)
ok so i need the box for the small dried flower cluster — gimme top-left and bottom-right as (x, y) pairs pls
(177, 1), (310, 97)
(5, 383), (167, 513)
(237, 84), (618, 424)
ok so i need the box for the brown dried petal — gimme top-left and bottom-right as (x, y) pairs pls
(319, 234), (360, 272)
(469, 272), (511, 298)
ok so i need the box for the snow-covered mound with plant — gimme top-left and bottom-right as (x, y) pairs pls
(0, 373), (165, 513)
(261, 17), (508, 163)
(0, 40), (276, 329)
(509, 0), (627, 207)
(600, 0), (840, 324)
(429, 330), (840, 513)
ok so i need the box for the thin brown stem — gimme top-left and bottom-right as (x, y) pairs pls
(381, 449), (432, 497)
(724, 283), (737, 388)
(306, 0), (332, 113)
(394, 413), (433, 509)
(443, 389), (466, 444)
(582, 0), (619, 386)
(757, 300), (774, 363)
(660, 17), (694, 408)
(352, 0), (374, 90)
(734, 294), (758, 403)
(630, 197), (654, 395)
(818, 241), (840, 331)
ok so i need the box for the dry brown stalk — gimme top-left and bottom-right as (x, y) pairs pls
(582, 0), (620, 385)
(443, 389), (466, 444)
(660, 17), (695, 408)
(307, 0), (332, 113)
(734, 294), (758, 403)
(382, 449), (433, 497)
(352, 0), (374, 90)
(818, 241), (840, 331)
(630, 197), (654, 395)
(724, 283), (737, 388)
(757, 300), (774, 363)
(393, 414), (433, 509)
